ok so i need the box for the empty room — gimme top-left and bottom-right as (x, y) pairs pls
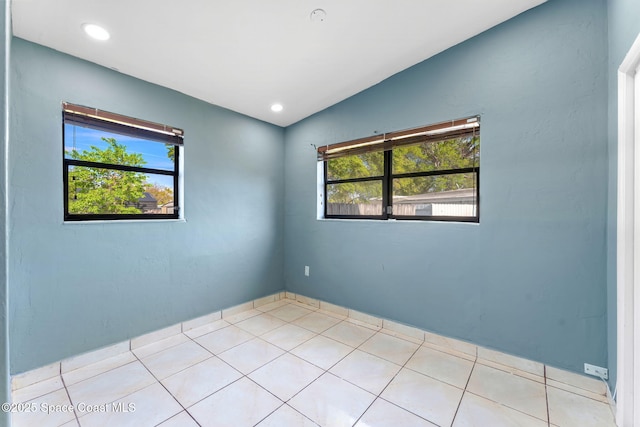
(1, 0), (639, 426)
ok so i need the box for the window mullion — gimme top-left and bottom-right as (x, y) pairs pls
(391, 167), (477, 180)
(64, 159), (174, 176)
(174, 143), (180, 213)
(324, 161), (329, 219)
(325, 175), (384, 185)
(383, 150), (392, 219)
(63, 163), (69, 219)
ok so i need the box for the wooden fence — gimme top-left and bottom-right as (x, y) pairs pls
(327, 203), (475, 217)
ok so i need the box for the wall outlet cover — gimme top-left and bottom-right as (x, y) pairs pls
(584, 363), (608, 380)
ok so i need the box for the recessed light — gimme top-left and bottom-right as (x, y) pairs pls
(271, 103), (284, 113)
(82, 23), (110, 41)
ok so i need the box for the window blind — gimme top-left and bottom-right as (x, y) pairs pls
(63, 102), (184, 146)
(317, 116), (479, 161)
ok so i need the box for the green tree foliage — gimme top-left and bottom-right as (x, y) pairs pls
(326, 152), (383, 203)
(326, 136), (479, 204)
(393, 137), (478, 195)
(68, 138), (148, 214)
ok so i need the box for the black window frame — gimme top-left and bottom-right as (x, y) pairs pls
(320, 117), (480, 223)
(62, 103), (183, 221)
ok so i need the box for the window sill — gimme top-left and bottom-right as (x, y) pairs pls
(63, 218), (186, 225)
(317, 217), (479, 225)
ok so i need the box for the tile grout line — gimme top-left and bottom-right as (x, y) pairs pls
(277, 308), (457, 418)
(238, 303), (331, 426)
(202, 303), (322, 373)
(474, 360), (546, 385)
(255, 309), (346, 407)
(461, 388), (556, 425)
(465, 345), (570, 425)
(398, 357), (474, 392)
(62, 353), (152, 391)
(352, 337), (432, 426)
(242, 374), (317, 425)
(283, 318), (358, 372)
(460, 360), (553, 425)
(62, 359), (147, 427)
(175, 374), (245, 415)
(248, 401), (286, 427)
(189, 325), (255, 360)
(131, 353), (191, 416)
(416, 343), (477, 363)
(545, 365), (551, 427)
(177, 326), (259, 412)
(449, 356), (478, 427)
(59, 373), (81, 427)
(272, 403), (321, 427)
(162, 301), (321, 422)
(11, 376), (65, 408)
(544, 379), (610, 404)
(240, 302), (363, 421)
(152, 412), (198, 427)
(137, 308), (286, 424)
(131, 349), (204, 427)
(344, 325), (411, 390)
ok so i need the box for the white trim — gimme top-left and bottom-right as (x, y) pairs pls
(617, 31), (640, 427)
(62, 219), (186, 225)
(12, 291), (608, 407)
(636, 64), (640, 427)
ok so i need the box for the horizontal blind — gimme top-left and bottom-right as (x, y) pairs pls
(318, 116), (479, 161)
(63, 102), (184, 146)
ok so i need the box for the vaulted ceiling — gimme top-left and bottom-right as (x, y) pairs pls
(12, 0), (546, 126)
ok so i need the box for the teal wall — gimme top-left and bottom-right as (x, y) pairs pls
(5, 0), (622, 388)
(9, 38), (285, 374)
(606, 0), (640, 395)
(284, 0), (609, 374)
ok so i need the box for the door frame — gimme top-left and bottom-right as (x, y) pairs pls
(617, 31), (640, 427)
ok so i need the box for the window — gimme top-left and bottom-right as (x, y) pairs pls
(63, 103), (183, 221)
(318, 116), (479, 222)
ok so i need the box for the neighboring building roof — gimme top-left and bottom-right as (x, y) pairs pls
(139, 192), (157, 202)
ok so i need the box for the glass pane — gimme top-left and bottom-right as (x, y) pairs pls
(64, 123), (176, 171)
(326, 181), (382, 216)
(326, 152), (384, 181)
(392, 136), (479, 174)
(393, 173), (477, 217)
(68, 166), (175, 215)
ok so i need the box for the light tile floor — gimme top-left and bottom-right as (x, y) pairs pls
(11, 300), (617, 427)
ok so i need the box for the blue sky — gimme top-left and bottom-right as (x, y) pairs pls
(64, 123), (174, 188)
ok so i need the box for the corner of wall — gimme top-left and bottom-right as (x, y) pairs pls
(1, 0), (11, 424)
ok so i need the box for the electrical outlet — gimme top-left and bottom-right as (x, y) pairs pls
(304, 266), (310, 277)
(584, 363), (608, 380)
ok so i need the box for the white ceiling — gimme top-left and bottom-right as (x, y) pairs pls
(12, 0), (546, 127)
